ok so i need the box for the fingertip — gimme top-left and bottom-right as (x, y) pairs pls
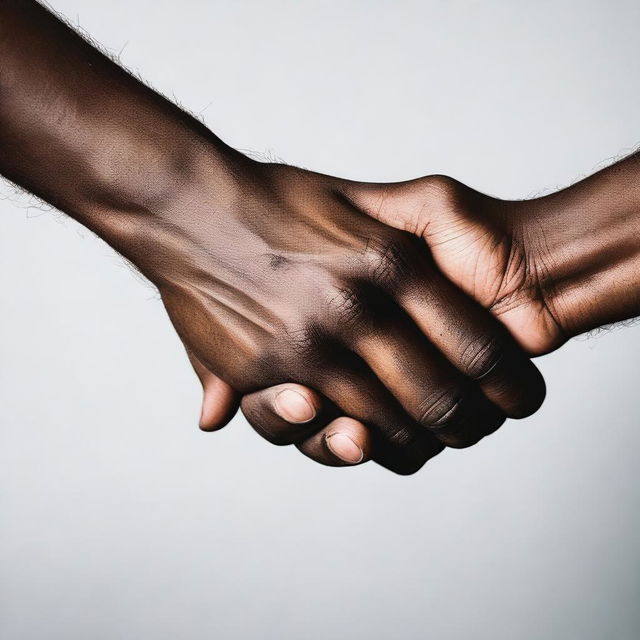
(272, 384), (322, 424)
(295, 416), (371, 467)
(325, 433), (364, 464)
(324, 417), (371, 465)
(199, 377), (239, 432)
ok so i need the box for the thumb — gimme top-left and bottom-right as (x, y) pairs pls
(343, 175), (474, 238)
(186, 350), (240, 431)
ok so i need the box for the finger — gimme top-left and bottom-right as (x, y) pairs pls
(296, 417), (372, 466)
(346, 177), (559, 354)
(241, 383), (329, 445)
(393, 253), (546, 419)
(241, 380), (413, 473)
(187, 350), (240, 431)
(339, 289), (506, 448)
(329, 284), (506, 447)
(314, 349), (445, 475)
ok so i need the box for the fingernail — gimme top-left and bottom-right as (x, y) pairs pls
(326, 433), (364, 464)
(274, 389), (316, 423)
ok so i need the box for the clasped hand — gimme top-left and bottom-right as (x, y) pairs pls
(137, 159), (551, 474)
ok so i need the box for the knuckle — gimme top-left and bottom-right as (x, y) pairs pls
(460, 336), (505, 380)
(417, 388), (463, 427)
(363, 233), (414, 287)
(328, 285), (369, 328)
(285, 322), (325, 359)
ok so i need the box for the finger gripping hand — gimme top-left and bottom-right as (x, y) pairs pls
(154, 161), (545, 474)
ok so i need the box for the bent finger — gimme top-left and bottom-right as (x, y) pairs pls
(336, 288), (506, 448)
(394, 257), (546, 419)
(187, 350), (240, 431)
(241, 383), (328, 445)
(242, 376), (432, 475)
(296, 417), (372, 466)
(314, 351), (445, 475)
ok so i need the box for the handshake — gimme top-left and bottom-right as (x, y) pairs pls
(160, 157), (639, 474)
(2, 1), (639, 475)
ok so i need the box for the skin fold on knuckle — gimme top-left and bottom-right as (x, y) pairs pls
(363, 233), (415, 289)
(460, 335), (506, 381)
(415, 390), (494, 448)
(416, 388), (463, 428)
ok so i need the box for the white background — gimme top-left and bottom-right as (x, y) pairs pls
(1, 1), (639, 638)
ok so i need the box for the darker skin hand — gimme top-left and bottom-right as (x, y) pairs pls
(197, 157), (640, 470)
(143, 159), (545, 474)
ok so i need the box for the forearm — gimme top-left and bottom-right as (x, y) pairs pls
(516, 154), (640, 339)
(0, 0), (248, 275)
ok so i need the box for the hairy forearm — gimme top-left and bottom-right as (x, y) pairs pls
(516, 154), (640, 340)
(0, 0), (248, 275)
(2, 2), (638, 356)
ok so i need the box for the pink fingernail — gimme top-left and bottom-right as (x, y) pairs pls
(274, 389), (316, 423)
(326, 433), (364, 464)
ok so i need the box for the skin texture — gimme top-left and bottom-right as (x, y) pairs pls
(1, 2), (638, 473)
(153, 161), (554, 475)
(0, 1), (549, 475)
(200, 159), (640, 468)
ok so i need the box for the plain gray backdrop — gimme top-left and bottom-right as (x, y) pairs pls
(1, 1), (639, 638)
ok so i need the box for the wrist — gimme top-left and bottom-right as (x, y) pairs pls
(511, 164), (640, 342)
(0, 0), (258, 278)
(76, 133), (258, 284)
